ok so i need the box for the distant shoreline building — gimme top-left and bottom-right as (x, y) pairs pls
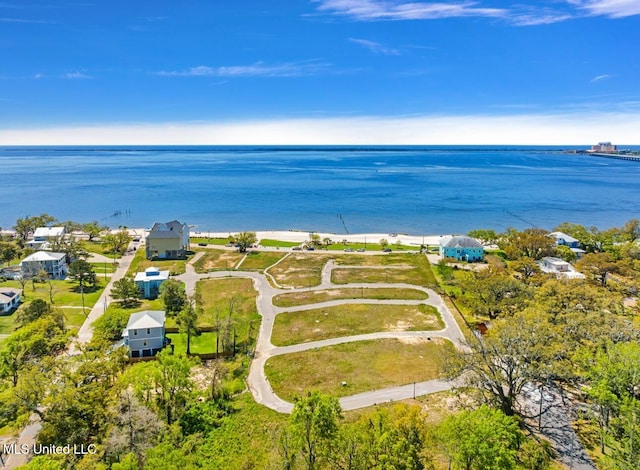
(589, 142), (617, 153)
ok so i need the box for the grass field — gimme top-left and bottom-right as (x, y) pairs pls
(258, 239), (301, 248)
(271, 303), (443, 346)
(324, 242), (417, 251)
(193, 279), (260, 351)
(266, 253), (334, 288)
(166, 331), (218, 354)
(193, 249), (245, 273)
(265, 338), (453, 400)
(190, 237), (231, 246)
(272, 287), (428, 307)
(127, 248), (191, 276)
(237, 251), (287, 271)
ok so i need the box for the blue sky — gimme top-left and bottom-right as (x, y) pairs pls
(1, 0), (639, 144)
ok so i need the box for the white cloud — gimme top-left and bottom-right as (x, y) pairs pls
(567, 0), (640, 18)
(63, 72), (91, 79)
(157, 61), (330, 78)
(313, 0), (506, 20)
(2, 112), (639, 145)
(590, 74), (613, 83)
(349, 38), (400, 55)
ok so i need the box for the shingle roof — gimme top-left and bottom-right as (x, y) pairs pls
(21, 251), (66, 262)
(548, 231), (579, 244)
(440, 236), (483, 248)
(126, 310), (166, 330)
(33, 226), (65, 238)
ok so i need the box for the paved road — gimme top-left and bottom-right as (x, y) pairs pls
(175, 255), (468, 414)
(69, 241), (140, 353)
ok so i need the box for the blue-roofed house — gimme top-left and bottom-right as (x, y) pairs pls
(439, 235), (484, 262)
(134, 267), (169, 299)
(549, 231), (586, 259)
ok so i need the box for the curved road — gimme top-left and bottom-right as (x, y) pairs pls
(176, 254), (467, 413)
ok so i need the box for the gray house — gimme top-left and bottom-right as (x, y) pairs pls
(122, 310), (167, 358)
(20, 251), (68, 279)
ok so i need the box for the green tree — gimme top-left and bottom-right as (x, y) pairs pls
(160, 279), (187, 316)
(82, 221), (107, 242)
(308, 233), (321, 249)
(379, 239), (389, 249)
(177, 300), (199, 355)
(111, 277), (141, 307)
(103, 229), (132, 256)
(0, 315), (67, 386)
(153, 350), (198, 424)
(234, 231), (257, 253)
(68, 259), (97, 288)
(15, 299), (52, 327)
(288, 391), (343, 470)
(434, 405), (522, 470)
(575, 252), (621, 287)
(500, 228), (555, 260)
(13, 213), (57, 242)
(445, 311), (562, 417)
(0, 241), (20, 266)
(510, 256), (542, 283)
(467, 229), (498, 246)
(92, 309), (131, 342)
(464, 269), (531, 319)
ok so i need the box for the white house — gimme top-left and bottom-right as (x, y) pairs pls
(21, 251), (68, 279)
(548, 231), (586, 259)
(538, 257), (585, 279)
(0, 288), (21, 314)
(26, 226), (65, 250)
(122, 310), (167, 358)
(134, 267), (169, 299)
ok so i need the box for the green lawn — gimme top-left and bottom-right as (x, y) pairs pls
(237, 251), (287, 271)
(78, 239), (117, 256)
(192, 278), (260, 350)
(190, 237), (232, 246)
(0, 278), (105, 308)
(331, 253), (437, 286)
(272, 287), (428, 307)
(193, 249), (245, 273)
(324, 242), (417, 251)
(258, 239), (301, 248)
(166, 331), (218, 354)
(271, 303), (443, 346)
(127, 248), (190, 276)
(265, 338), (453, 400)
(266, 253), (335, 288)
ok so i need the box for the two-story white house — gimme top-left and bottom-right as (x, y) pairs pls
(122, 310), (167, 358)
(26, 226), (66, 250)
(20, 251), (68, 279)
(538, 257), (586, 279)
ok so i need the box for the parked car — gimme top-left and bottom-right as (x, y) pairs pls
(356, 248), (365, 252)
(292, 246), (302, 251)
(382, 248), (392, 252)
(344, 248), (353, 252)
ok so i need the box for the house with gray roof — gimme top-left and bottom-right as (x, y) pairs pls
(122, 310), (167, 358)
(548, 231), (586, 259)
(145, 220), (190, 260)
(0, 288), (21, 314)
(20, 251), (68, 279)
(439, 235), (484, 262)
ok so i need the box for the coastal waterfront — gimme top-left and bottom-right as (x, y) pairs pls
(3, 145), (639, 234)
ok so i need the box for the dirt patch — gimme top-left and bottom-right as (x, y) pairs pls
(386, 320), (414, 331)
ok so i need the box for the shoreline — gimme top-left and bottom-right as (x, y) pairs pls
(192, 230), (450, 247)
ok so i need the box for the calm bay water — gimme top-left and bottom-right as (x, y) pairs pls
(2, 146), (639, 235)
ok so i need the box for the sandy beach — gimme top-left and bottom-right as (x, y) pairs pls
(193, 230), (450, 247)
